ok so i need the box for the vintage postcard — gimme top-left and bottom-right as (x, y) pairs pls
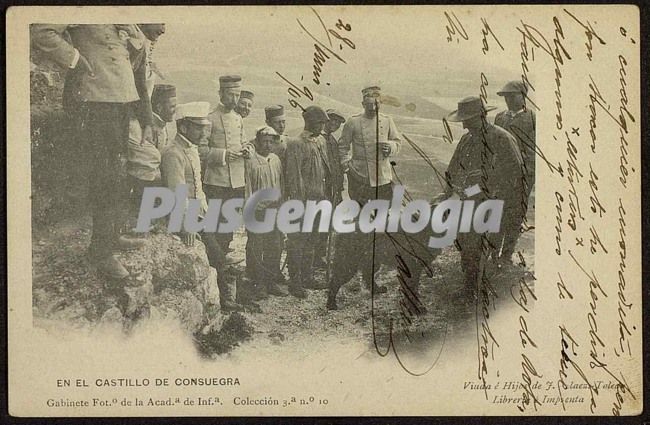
(7, 5), (642, 417)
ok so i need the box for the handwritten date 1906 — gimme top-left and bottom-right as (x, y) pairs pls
(277, 8), (355, 111)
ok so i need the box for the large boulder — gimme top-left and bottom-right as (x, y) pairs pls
(33, 231), (223, 336)
(116, 233), (221, 333)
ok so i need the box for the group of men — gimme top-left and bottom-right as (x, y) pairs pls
(31, 23), (536, 314)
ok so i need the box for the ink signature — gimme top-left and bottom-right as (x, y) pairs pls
(277, 8), (355, 111)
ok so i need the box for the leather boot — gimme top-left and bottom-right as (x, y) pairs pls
(326, 290), (339, 310)
(96, 254), (129, 280)
(218, 273), (244, 312)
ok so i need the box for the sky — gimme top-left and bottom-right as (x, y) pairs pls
(151, 5), (537, 109)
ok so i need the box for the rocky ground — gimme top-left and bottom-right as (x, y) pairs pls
(32, 205), (535, 359)
(29, 55), (536, 361)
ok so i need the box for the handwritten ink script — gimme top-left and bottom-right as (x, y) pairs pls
(445, 7), (640, 415)
(277, 8), (355, 111)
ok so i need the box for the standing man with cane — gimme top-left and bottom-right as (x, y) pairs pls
(316, 109), (346, 271)
(327, 86), (401, 309)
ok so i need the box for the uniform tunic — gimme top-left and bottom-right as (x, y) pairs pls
(126, 113), (169, 182)
(495, 109), (536, 179)
(31, 24), (147, 258)
(161, 134), (208, 213)
(201, 104), (247, 189)
(31, 24), (142, 103)
(338, 112), (401, 187)
(161, 134), (234, 302)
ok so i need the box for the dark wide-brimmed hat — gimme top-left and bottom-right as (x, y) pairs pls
(447, 96), (496, 122)
(497, 80), (528, 96)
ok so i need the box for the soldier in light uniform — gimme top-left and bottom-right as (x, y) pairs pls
(150, 84), (176, 152)
(330, 86), (401, 296)
(161, 102), (243, 312)
(338, 86), (401, 204)
(445, 96), (525, 292)
(284, 106), (330, 298)
(133, 24), (166, 98)
(126, 83), (176, 212)
(494, 81), (536, 262)
(235, 90), (254, 119)
(200, 75), (253, 254)
(30, 24), (150, 279)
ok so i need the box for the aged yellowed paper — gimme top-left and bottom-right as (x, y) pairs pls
(7, 5), (642, 416)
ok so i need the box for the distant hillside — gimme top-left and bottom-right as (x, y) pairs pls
(164, 67), (468, 199)
(165, 68), (450, 123)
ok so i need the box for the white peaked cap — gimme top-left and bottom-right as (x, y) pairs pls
(176, 101), (211, 123)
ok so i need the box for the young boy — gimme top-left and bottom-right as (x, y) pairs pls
(244, 126), (288, 298)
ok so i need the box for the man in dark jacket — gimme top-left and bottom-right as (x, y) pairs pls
(446, 96), (525, 290)
(494, 81), (536, 261)
(283, 105), (330, 298)
(314, 109), (346, 269)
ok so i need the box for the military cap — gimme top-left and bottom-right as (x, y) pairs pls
(175, 101), (211, 125)
(265, 105), (285, 120)
(362, 86), (381, 98)
(302, 105), (329, 123)
(151, 84), (176, 104)
(240, 90), (255, 100)
(447, 96), (496, 122)
(219, 75), (242, 89)
(256, 126), (280, 139)
(326, 108), (346, 123)
(497, 80), (528, 96)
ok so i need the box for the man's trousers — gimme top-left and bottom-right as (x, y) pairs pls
(81, 102), (134, 259)
(246, 229), (283, 286)
(202, 184), (245, 252)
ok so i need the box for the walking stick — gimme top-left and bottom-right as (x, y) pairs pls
(325, 230), (335, 284)
(325, 192), (341, 284)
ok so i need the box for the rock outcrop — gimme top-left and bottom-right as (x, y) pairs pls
(29, 49), (253, 355)
(117, 233), (221, 333)
(33, 231), (223, 334)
